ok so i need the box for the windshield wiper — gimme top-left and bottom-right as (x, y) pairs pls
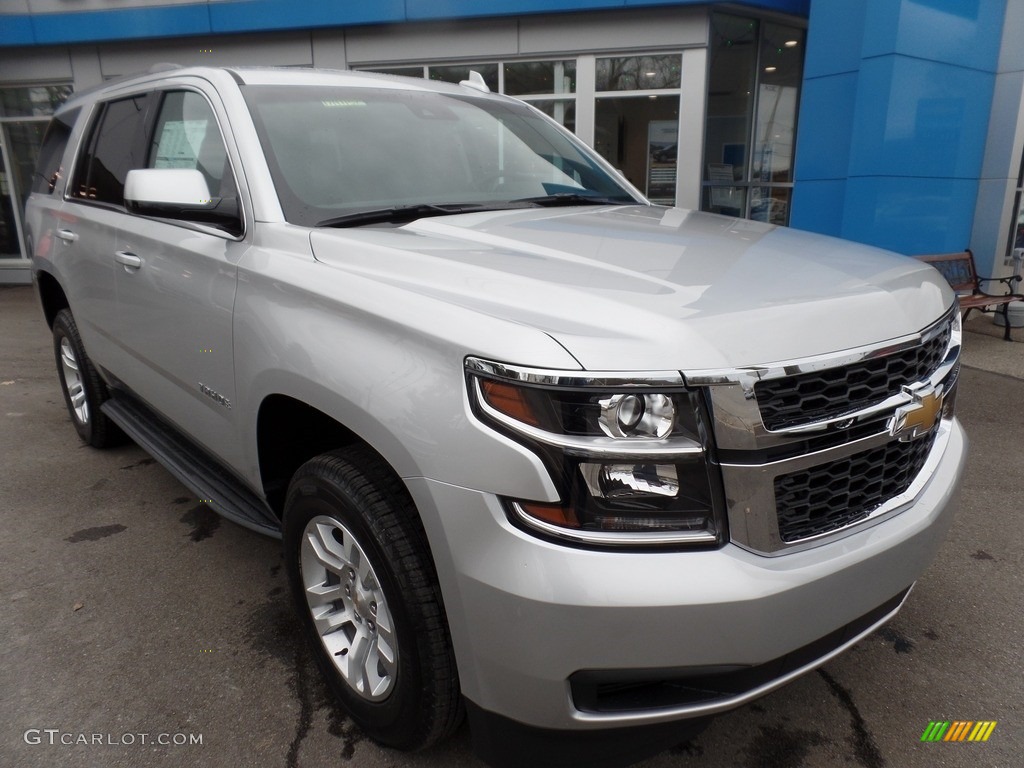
(510, 192), (635, 207)
(316, 203), (503, 228)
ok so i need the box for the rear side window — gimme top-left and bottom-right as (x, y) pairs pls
(32, 107), (80, 195)
(71, 94), (149, 206)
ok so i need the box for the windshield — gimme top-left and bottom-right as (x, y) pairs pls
(241, 84), (640, 226)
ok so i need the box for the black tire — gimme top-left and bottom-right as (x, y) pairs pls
(283, 446), (463, 751)
(52, 308), (123, 448)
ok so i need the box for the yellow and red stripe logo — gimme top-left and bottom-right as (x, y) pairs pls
(921, 721), (997, 742)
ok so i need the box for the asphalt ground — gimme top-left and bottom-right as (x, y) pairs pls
(1, 282), (1021, 768)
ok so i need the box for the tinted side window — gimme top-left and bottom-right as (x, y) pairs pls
(72, 94), (148, 205)
(32, 107), (80, 195)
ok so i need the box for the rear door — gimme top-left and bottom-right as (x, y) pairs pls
(60, 93), (151, 374)
(112, 83), (248, 467)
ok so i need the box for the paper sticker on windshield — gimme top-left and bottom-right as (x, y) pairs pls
(153, 120), (209, 169)
(321, 100), (366, 108)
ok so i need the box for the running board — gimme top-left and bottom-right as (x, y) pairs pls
(102, 393), (282, 538)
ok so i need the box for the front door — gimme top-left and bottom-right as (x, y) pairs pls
(113, 86), (247, 467)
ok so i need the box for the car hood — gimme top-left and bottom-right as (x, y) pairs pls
(309, 205), (952, 371)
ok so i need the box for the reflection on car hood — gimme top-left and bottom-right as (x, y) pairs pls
(309, 205), (953, 371)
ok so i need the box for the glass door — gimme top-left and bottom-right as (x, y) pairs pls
(0, 84), (72, 263)
(594, 55), (682, 205)
(702, 13), (804, 224)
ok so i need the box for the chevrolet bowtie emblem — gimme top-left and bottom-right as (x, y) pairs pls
(888, 384), (943, 442)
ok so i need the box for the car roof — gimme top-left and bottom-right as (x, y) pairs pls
(54, 65), (502, 115)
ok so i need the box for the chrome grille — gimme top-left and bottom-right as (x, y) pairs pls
(774, 432), (936, 542)
(754, 322), (951, 431)
(691, 306), (960, 555)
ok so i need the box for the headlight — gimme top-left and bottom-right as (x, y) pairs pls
(466, 357), (725, 548)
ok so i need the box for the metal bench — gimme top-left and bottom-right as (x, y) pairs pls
(915, 250), (1024, 341)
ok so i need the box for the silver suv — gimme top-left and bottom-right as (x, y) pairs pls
(26, 66), (965, 767)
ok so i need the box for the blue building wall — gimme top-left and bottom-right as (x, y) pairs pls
(791, 0), (1007, 255)
(0, 0), (809, 46)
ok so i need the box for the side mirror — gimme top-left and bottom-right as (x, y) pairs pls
(125, 168), (214, 211)
(125, 168), (241, 234)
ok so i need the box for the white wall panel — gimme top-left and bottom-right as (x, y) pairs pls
(998, 0), (1024, 74)
(519, 7), (707, 55)
(311, 29), (347, 70)
(23, 0), (214, 12)
(677, 46), (708, 210)
(98, 33), (313, 78)
(0, 45), (72, 81)
(346, 19), (518, 64)
(971, 178), (1018, 274)
(981, 70), (1024, 181)
(70, 46), (103, 90)
(972, 0), (1024, 275)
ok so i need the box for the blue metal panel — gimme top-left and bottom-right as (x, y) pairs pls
(842, 177), (979, 254)
(792, 0), (1005, 252)
(0, 14), (35, 43)
(847, 56), (995, 180)
(794, 72), (858, 181)
(406, 0), (623, 22)
(405, 0), (809, 21)
(861, 0), (1005, 72)
(210, 0), (404, 33)
(802, 0), (866, 78)
(790, 179), (847, 235)
(21, 4), (212, 46)
(859, 0), (901, 60)
(1, 0), (810, 47)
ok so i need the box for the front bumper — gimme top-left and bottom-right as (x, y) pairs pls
(407, 418), (965, 732)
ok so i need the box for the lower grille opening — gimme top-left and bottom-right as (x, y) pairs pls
(569, 588), (910, 714)
(774, 433), (936, 543)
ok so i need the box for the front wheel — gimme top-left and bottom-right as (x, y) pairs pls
(52, 308), (123, 448)
(283, 446), (462, 750)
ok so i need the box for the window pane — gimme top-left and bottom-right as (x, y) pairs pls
(504, 61), (576, 95)
(0, 145), (20, 257)
(524, 99), (576, 133)
(702, 184), (746, 218)
(428, 64), (499, 92)
(72, 94), (148, 205)
(1009, 152), (1024, 263)
(752, 23), (804, 183)
(596, 55), (681, 91)
(363, 66), (425, 79)
(150, 91), (235, 199)
(750, 186), (790, 225)
(703, 14), (757, 186)
(1008, 189), (1023, 253)
(4, 122), (42, 204)
(595, 95), (680, 204)
(0, 84), (72, 118)
(32, 108), (79, 195)
(147, 90), (241, 233)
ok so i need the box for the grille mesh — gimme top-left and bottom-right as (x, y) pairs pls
(774, 434), (936, 542)
(755, 322), (951, 431)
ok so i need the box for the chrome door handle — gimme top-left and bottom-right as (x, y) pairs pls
(56, 229), (78, 243)
(114, 251), (143, 270)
